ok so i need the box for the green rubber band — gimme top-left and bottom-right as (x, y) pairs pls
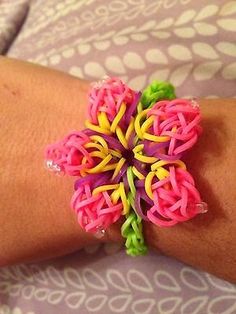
(141, 80), (176, 109)
(127, 166), (136, 197)
(121, 212), (148, 256)
(121, 166), (148, 256)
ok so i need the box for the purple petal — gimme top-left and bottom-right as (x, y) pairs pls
(125, 91), (141, 124)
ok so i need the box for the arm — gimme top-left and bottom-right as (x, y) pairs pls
(0, 57), (235, 282)
(0, 57), (117, 266)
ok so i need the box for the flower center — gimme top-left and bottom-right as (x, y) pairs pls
(122, 148), (135, 166)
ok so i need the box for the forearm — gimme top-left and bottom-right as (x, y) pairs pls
(0, 57), (99, 265)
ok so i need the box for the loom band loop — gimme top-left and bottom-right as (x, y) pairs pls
(119, 182), (130, 215)
(141, 80), (176, 109)
(73, 187), (123, 233)
(97, 202), (123, 215)
(85, 120), (112, 135)
(153, 198), (191, 223)
(133, 144), (158, 164)
(158, 115), (180, 131)
(147, 209), (178, 227)
(150, 198), (197, 225)
(172, 133), (198, 155)
(163, 130), (194, 141)
(110, 188), (120, 204)
(116, 126), (129, 149)
(145, 171), (156, 200)
(125, 117), (135, 142)
(63, 130), (91, 144)
(111, 163), (128, 184)
(125, 92), (141, 125)
(92, 184), (120, 196)
(97, 112), (111, 130)
(142, 132), (170, 143)
(71, 188), (100, 212)
(84, 142), (107, 154)
(45, 147), (93, 177)
(151, 159), (186, 172)
(166, 99), (200, 114)
(88, 77), (136, 124)
(127, 166), (136, 198)
(137, 102), (143, 114)
(89, 135), (109, 153)
(110, 102), (127, 133)
(89, 181), (128, 216)
(182, 179), (201, 202)
(146, 168), (207, 227)
(132, 166), (145, 180)
(112, 157), (126, 180)
(134, 191), (149, 221)
(134, 108), (150, 139)
(74, 172), (111, 191)
(92, 183), (129, 216)
(101, 163), (119, 172)
(83, 154), (113, 174)
(100, 133), (125, 153)
(142, 140), (169, 156)
(182, 114), (201, 135)
(132, 144), (144, 154)
(108, 149), (122, 159)
(145, 166), (172, 200)
(140, 115), (155, 134)
(121, 212), (147, 256)
(87, 150), (107, 160)
(133, 160), (147, 176)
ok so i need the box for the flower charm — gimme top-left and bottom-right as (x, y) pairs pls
(45, 77), (207, 256)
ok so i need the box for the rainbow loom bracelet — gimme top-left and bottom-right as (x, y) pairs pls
(44, 77), (208, 256)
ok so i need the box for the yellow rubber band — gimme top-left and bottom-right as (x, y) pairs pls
(110, 103), (126, 133)
(132, 144), (144, 154)
(85, 120), (112, 135)
(92, 184), (120, 195)
(134, 153), (158, 164)
(80, 156), (89, 177)
(134, 109), (149, 139)
(89, 151), (106, 159)
(132, 166), (145, 180)
(98, 112), (111, 130)
(119, 182), (130, 215)
(86, 154), (112, 174)
(137, 102), (143, 113)
(143, 132), (170, 143)
(116, 126), (128, 149)
(125, 117), (135, 141)
(112, 157), (126, 180)
(145, 171), (156, 200)
(155, 167), (170, 180)
(109, 149), (122, 158)
(111, 189), (120, 204)
(90, 135), (109, 153)
(151, 159), (186, 171)
(141, 116), (155, 133)
(84, 142), (106, 153)
(102, 163), (118, 171)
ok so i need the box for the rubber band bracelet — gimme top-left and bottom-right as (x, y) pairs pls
(44, 77), (208, 256)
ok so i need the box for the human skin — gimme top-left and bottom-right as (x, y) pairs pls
(0, 57), (235, 282)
